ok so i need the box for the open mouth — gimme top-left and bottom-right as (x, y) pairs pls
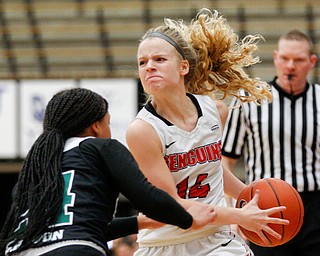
(287, 74), (294, 80)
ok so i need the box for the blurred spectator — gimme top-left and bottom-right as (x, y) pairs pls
(110, 235), (138, 256)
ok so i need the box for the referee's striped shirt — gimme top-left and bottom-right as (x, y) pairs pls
(222, 78), (320, 192)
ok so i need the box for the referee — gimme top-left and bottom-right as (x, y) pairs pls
(222, 29), (320, 256)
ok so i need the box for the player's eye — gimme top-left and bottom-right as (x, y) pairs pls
(138, 60), (146, 66)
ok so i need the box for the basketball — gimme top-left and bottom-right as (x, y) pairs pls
(236, 178), (304, 247)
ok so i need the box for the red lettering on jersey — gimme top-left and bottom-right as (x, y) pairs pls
(206, 141), (221, 161)
(195, 147), (207, 163)
(177, 153), (188, 169)
(187, 150), (197, 166)
(168, 154), (178, 171)
(165, 141), (222, 172)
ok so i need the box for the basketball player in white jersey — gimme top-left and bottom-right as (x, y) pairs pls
(126, 8), (289, 256)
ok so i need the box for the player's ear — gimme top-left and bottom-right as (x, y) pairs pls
(91, 121), (100, 135)
(79, 122), (99, 137)
(180, 60), (189, 76)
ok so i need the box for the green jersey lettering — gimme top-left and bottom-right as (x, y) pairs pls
(55, 170), (76, 226)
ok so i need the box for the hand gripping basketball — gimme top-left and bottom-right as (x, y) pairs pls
(236, 178), (304, 247)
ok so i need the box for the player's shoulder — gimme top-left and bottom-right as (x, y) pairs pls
(80, 137), (124, 152)
(213, 99), (228, 111)
(214, 99), (228, 125)
(126, 118), (157, 142)
(192, 93), (227, 113)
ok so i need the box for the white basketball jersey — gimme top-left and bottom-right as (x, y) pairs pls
(135, 94), (228, 247)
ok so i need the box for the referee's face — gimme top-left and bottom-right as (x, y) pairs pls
(273, 39), (317, 94)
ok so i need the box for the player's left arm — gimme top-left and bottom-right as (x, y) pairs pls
(215, 99), (246, 199)
(214, 99), (228, 129)
(222, 164), (246, 199)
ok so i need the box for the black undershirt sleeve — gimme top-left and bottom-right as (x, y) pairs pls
(105, 216), (138, 241)
(101, 139), (193, 230)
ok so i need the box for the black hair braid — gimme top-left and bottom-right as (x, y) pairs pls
(0, 131), (64, 253)
(44, 88), (107, 138)
(0, 88), (108, 254)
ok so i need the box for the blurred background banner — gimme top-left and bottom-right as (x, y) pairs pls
(0, 78), (137, 159)
(80, 78), (138, 146)
(19, 79), (76, 157)
(0, 80), (18, 158)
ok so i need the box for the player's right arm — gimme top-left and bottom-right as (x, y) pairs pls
(126, 118), (217, 229)
(96, 136), (216, 233)
(126, 119), (179, 197)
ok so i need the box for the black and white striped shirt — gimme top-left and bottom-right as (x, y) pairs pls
(222, 78), (320, 192)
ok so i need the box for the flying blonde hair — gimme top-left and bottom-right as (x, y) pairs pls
(141, 8), (271, 103)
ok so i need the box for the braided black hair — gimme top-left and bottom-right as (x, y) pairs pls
(0, 88), (108, 254)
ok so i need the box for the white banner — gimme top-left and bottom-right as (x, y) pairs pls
(0, 80), (18, 158)
(80, 78), (137, 146)
(0, 78), (138, 159)
(19, 80), (76, 158)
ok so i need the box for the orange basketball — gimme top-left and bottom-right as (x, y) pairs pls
(236, 178), (304, 247)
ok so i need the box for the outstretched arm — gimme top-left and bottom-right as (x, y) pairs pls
(100, 138), (216, 232)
